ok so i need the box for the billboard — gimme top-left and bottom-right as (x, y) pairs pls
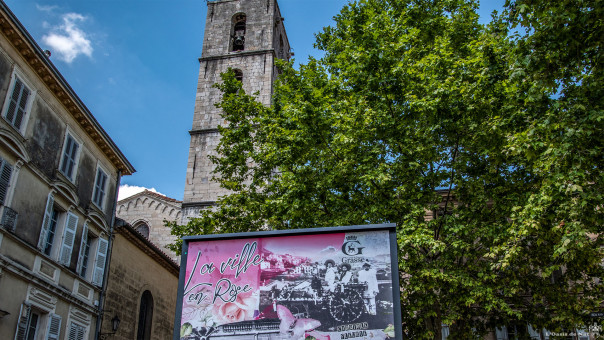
(174, 224), (402, 340)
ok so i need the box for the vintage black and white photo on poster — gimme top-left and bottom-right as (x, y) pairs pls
(178, 229), (398, 340)
(256, 230), (396, 339)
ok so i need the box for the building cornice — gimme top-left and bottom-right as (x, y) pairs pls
(181, 201), (216, 208)
(0, 252), (99, 315)
(200, 49), (276, 62)
(189, 128), (220, 136)
(117, 190), (182, 206)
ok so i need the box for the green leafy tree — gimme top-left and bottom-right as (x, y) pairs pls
(168, 0), (603, 338)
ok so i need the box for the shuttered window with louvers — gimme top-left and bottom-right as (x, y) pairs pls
(92, 238), (108, 286)
(67, 322), (85, 340)
(76, 223), (90, 277)
(38, 194), (55, 250)
(45, 314), (61, 340)
(59, 134), (80, 181)
(59, 212), (78, 266)
(0, 157), (13, 206)
(14, 303), (31, 340)
(92, 167), (107, 209)
(4, 77), (31, 131)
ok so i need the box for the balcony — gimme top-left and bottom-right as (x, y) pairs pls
(0, 206), (18, 231)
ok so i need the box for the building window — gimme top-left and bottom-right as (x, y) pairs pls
(38, 193), (57, 253)
(92, 166), (108, 209)
(43, 208), (59, 256)
(231, 13), (246, 51)
(137, 290), (154, 340)
(67, 322), (86, 340)
(496, 324), (546, 340)
(38, 193), (79, 266)
(77, 226), (106, 284)
(25, 311), (39, 340)
(14, 303), (61, 340)
(135, 223), (150, 239)
(59, 132), (81, 182)
(2, 72), (34, 133)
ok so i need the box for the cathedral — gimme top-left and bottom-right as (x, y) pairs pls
(117, 0), (293, 260)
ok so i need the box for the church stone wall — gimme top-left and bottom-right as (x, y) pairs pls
(116, 193), (181, 262)
(101, 227), (178, 340)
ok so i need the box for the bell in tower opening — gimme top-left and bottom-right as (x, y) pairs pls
(232, 13), (246, 51)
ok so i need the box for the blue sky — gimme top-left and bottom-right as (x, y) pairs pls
(4, 0), (504, 201)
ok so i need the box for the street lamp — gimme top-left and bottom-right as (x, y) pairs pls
(99, 314), (120, 340)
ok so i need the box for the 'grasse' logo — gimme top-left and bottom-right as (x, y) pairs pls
(341, 235), (365, 256)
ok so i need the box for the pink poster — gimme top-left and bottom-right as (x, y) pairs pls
(177, 227), (399, 340)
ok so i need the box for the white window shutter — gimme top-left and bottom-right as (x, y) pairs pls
(527, 324), (540, 339)
(92, 238), (108, 286)
(495, 327), (507, 340)
(59, 212), (78, 266)
(76, 223), (88, 275)
(92, 168), (108, 209)
(0, 158), (13, 205)
(13, 83), (30, 130)
(46, 314), (61, 340)
(14, 303), (31, 340)
(37, 194), (54, 250)
(68, 322), (85, 340)
(68, 323), (76, 340)
(6, 79), (22, 123)
(5, 78), (30, 131)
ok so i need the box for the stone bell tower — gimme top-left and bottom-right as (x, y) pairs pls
(182, 0), (292, 222)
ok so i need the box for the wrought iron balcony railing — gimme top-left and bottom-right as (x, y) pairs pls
(1, 206), (18, 231)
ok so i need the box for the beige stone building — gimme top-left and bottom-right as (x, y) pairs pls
(116, 190), (181, 262)
(99, 218), (178, 340)
(0, 2), (135, 340)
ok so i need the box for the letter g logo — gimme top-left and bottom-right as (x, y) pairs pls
(342, 241), (365, 256)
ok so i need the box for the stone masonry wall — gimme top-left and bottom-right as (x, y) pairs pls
(101, 230), (178, 340)
(116, 192), (181, 262)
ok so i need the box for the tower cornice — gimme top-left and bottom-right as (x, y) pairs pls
(199, 49), (276, 62)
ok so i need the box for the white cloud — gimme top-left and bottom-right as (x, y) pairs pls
(118, 185), (163, 201)
(36, 4), (58, 13)
(42, 13), (93, 63)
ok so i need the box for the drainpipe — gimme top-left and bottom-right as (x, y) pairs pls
(94, 170), (122, 340)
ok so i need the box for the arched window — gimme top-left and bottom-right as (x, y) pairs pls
(231, 13), (246, 51)
(233, 69), (243, 82)
(136, 290), (153, 340)
(135, 223), (149, 239)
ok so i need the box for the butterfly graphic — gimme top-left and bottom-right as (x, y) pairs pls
(276, 305), (323, 340)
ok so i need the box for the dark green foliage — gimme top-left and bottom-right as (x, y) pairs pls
(167, 0), (603, 338)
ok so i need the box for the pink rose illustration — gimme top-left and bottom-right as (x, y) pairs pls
(213, 294), (258, 325)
